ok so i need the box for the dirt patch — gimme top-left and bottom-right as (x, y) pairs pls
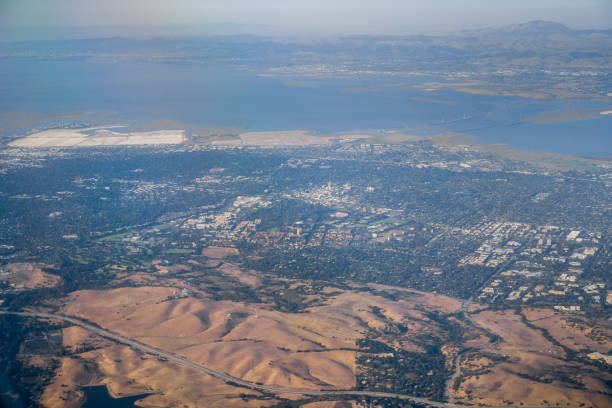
(41, 356), (98, 408)
(60, 286), (356, 389)
(58, 284), (465, 393)
(42, 343), (271, 408)
(523, 308), (612, 353)
(472, 309), (562, 353)
(452, 309), (612, 407)
(366, 282), (462, 314)
(239, 130), (330, 146)
(457, 361), (611, 407)
(202, 246), (240, 259)
(301, 402), (355, 408)
(218, 263), (261, 287)
(0, 263), (60, 289)
(10, 127), (186, 147)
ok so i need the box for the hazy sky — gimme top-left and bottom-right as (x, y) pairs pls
(1, 0), (611, 36)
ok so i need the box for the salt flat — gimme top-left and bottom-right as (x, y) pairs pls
(10, 126), (186, 147)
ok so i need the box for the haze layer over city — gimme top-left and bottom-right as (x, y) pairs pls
(0, 1), (611, 408)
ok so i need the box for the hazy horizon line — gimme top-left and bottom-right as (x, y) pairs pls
(2, 19), (611, 42)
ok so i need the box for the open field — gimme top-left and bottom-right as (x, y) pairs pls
(357, 132), (423, 145)
(240, 130), (329, 146)
(53, 275), (464, 398)
(239, 130), (331, 146)
(0, 263), (60, 289)
(60, 286), (357, 390)
(472, 310), (564, 353)
(210, 130), (367, 146)
(523, 308), (612, 353)
(41, 326), (271, 408)
(3, 309), (459, 408)
(301, 402), (355, 408)
(450, 309), (612, 407)
(365, 283), (462, 314)
(456, 358), (611, 407)
(217, 262), (262, 287)
(5, 236), (610, 407)
(202, 246), (240, 259)
(9, 127), (186, 147)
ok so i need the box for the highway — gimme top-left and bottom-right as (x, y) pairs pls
(2, 310), (555, 408)
(1, 310), (461, 408)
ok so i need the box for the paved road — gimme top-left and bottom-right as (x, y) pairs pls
(1, 310), (461, 408)
(443, 260), (512, 402)
(3, 310), (556, 408)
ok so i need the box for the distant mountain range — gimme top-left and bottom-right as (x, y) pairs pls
(452, 20), (612, 50)
(0, 20), (609, 100)
(0, 20), (610, 43)
(465, 20), (574, 36)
